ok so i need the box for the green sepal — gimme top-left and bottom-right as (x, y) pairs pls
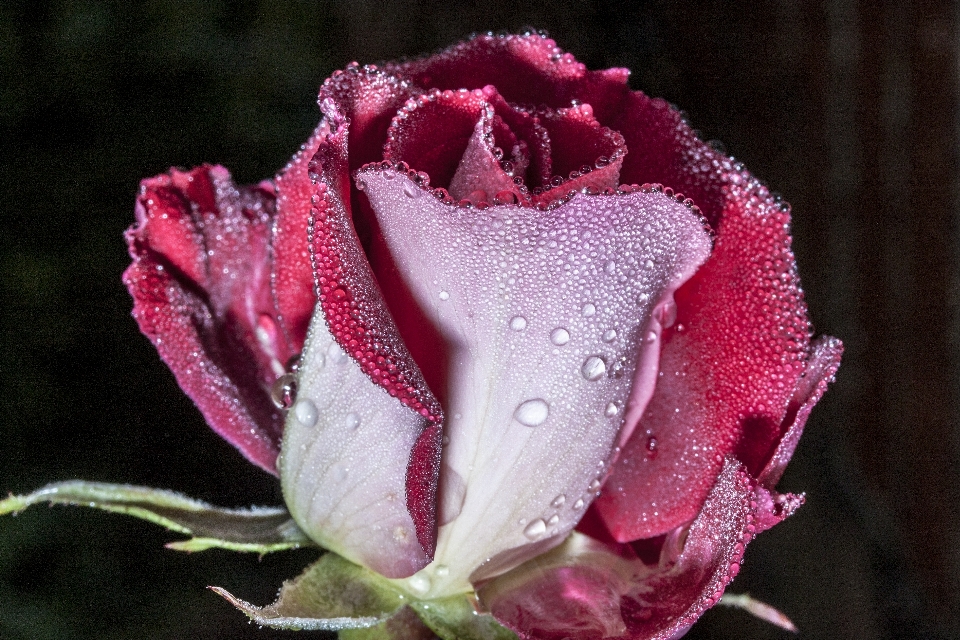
(0, 480), (313, 553)
(212, 553), (407, 631)
(339, 606), (439, 639)
(412, 594), (518, 640)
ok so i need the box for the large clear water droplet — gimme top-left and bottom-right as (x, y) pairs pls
(294, 399), (319, 427)
(523, 518), (546, 539)
(602, 329), (617, 343)
(550, 327), (570, 345)
(509, 316), (527, 331)
(407, 572), (431, 595)
(270, 373), (297, 409)
(439, 290), (450, 300)
(581, 356), (607, 381)
(551, 494), (566, 508)
(344, 412), (361, 430)
(514, 399), (549, 426)
(581, 303), (597, 317)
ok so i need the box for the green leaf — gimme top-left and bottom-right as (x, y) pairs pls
(0, 480), (313, 553)
(212, 553), (408, 631)
(412, 594), (518, 640)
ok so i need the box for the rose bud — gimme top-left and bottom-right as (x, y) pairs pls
(2, 32), (841, 640)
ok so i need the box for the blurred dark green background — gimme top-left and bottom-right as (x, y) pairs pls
(1, 1), (957, 638)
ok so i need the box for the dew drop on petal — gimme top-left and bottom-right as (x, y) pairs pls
(270, 373), (297, 409)
(605, 402), (619, 417)
(439, 290), (450, 301)
(589, 479), (602, 491)
(551, 494), (566, 508)
(523, 518), (547, 539)
(604, 259), (616, 275)
(581, 356), (607, 381)
(403, 182), (420, 198)
(326, 341), (349, 364)
(547, 514), (560, 527)
(573, 498), (585, 510)
(509, 316), (527, 331)
(294, 399), (318, 427)
(581, 303), (597, 317)
(344, 412), (361, 430)
(407, 572), (431, 595)
(514, 399), (550, 426)
(434, 565), (449, 577)
(602, 329), (618, 342)
(550, 327), (570, 345)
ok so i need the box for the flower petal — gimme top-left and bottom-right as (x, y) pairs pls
(389, 33), (630, 123)
(594, 90), (839, 540)
(358, 167), (711, 595)
(271, 123), (328, 351)
(758, 336), (843, 487)
(123, 166), (284, 473)
(279, 98), (442, 579)
(479, 460), (795, 640)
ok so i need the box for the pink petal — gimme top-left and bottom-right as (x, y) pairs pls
(529, 104), (625, 206)
(358, 166), (711, 594)
(594, 90), (840, 541)
(480, 460), (797, 640)
(123, 166), (284, 473)
(279, 97), (442, 578)
(758, 336), (843, 487)
(271, 123), (327, 351)
(389, 33), (630, 123)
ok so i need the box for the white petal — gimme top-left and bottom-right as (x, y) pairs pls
(361, 170), (711, 595)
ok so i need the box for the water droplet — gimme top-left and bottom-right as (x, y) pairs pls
(551, 494), (566, 508)
(327, 341), (349, 364)
(589, 479), (602, 491)
(286, 353), (304, 373)
(434, 564), (449, 577)
(646, 436), (659, 458)
(514, 399), (549, 426)
(550, 327), (570, 345)
(356, 178), (367, 191)
(438, 290), (450, 300)
(344, 412), (361, 430)
(605, 402), (619, 417)
(573, 498), (585, 510)
(509, 316), (527, 331)
(581, 303), (597, 317)
(403, 182), (420, 198)
(523, 518), (547, 539)
(644, 330), (658, 343)
(294, 399), (318, 427)
(602, 329), (617, 342)
(644, 259), (655, 269)
(270, 373), (297, 409)
(547, 514), (560, 526)
(604, 259), (616, 274)
(581, 356), (607, 381)
(407, 572), (431, 595)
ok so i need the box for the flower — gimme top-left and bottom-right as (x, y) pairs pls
(118, 32), (840, 638)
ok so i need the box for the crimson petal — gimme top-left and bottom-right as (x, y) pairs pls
(480, 460), (798, 640)
(124, 166), (283, 473)
(595, 90), (840, 541)
(389, 33), (630, 123)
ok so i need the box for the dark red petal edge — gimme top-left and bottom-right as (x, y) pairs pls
(480, 459), (799, 640)
(758, 336), (843, 487)
(388, 32), (630, 123)
(124, 166), (283, 474)
(308, 94), (442, 557)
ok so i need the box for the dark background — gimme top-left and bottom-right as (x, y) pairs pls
(1, 1), (957, 638)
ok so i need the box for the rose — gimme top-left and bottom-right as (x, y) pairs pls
(16, 32), (841, 639)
